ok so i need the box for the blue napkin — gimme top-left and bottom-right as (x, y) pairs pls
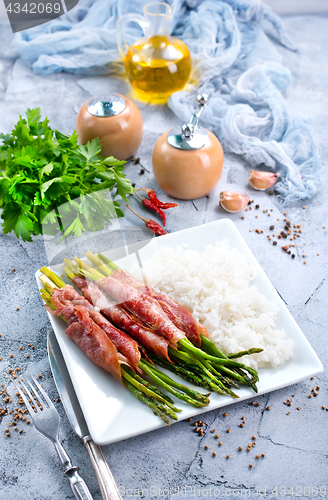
(16, 0), (322, 203)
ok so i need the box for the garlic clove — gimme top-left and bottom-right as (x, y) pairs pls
(249, 170), (279, 191)
(219, 191), (249, 213)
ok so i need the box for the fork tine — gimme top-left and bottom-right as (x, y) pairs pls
(30, 375), (53, 408)
(22, 376), (44, 410)
(11, 379), (35, 417)
(20, 375), (41, 412)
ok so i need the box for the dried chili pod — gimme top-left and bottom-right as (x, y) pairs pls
(148, 191), (178, 209)
(142, 198), (166, 226)
(135, 191), (167, 225)
(136, 188), (178, 209)
(145, 220), (168, 236)
(126, 205), (168, 236)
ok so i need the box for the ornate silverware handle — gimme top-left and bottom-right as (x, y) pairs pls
(55, 439), (95, 500)
(65, 467), (95, 500)
(83, 436), (123, 500)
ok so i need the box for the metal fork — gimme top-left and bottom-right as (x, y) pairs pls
(12, 374), (95, 500)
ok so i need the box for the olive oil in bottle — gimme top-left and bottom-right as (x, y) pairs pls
(125, 35), (191, 103)
(116, 3), (191, 104)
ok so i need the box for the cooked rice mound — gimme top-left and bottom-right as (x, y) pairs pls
(131, 240), (294, 369)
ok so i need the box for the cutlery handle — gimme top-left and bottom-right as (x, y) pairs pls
(66, 467), (95, 500)
(55, 439), (95, 500)
(83, 436), (123, 500)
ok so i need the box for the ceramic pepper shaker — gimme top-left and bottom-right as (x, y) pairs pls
(152, 94), (224, 199)
(76, 94), (143, 161)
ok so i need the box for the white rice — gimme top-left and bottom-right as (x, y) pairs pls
(130, 240), (294, 369)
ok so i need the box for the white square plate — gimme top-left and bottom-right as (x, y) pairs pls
(35, 219), (323, 445)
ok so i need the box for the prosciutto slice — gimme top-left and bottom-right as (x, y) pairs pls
(66, 306), (122, 382)
(97, 275), (185, 344)
(82, 281), (172, 361)
(110, 269), (208, 347)
(50, 286), (141, 371)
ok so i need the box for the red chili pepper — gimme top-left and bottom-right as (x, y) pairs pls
(147, 190), (178, 209)
(126, 205), (168, 236)
(142, 198), (166, 226)
(145, 220), (168, 236)
(136, 188), (178, 210)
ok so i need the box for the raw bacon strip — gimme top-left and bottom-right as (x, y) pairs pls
(110, 269), (208, 346)
(151, 294), (206, 347)
(97, 275), (185, 344)
(82, 281), (172, 361)
(66, 306), (122, 382)
(72, 276), (88, 289)
(50, 286), (141, 371)
(48, 292), (78, 326)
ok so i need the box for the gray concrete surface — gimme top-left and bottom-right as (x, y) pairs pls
(1, 13), (328, 500)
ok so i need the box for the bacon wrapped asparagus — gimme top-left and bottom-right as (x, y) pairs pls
(40, 270), (210, 410)
(53, 258), (263, 395)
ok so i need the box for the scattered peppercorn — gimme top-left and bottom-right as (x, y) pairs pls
(255, 455), (260, 459)
(249, 463), (253, 468)
(223, 412), (227, 417)
(214, 434), (219, 439)
(139, 169), (145, 175)
(273, 241), (277, 246)
(266, 406), (271, 411)
(238, 446), (243, 451)
(261, 453), (265, 457)
(218, 442), (223, 446)
(212, 452), (216, 457)
(204, 445), (209, 450)
(255, 205), (259, 209)
(225, 454), (229, 459)
(227, 429), (231, 433)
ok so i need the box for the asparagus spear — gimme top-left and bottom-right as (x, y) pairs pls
(139, 360), (208, 407)
(122, 380), (171, 425)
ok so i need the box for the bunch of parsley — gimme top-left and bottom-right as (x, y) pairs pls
(0, 108), (134, 242)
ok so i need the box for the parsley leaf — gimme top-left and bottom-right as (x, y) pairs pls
(0, 108), (134, 241)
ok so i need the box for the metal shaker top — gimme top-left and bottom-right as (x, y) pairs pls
(87, 94), (126, 117)
(167, 94), (209, 150)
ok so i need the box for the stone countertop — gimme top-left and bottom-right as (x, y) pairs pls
(1, 14), (328, 500)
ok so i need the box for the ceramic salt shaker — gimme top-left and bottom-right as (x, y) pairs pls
(152, 94), (224, 199)
(76, 94), (143, 161)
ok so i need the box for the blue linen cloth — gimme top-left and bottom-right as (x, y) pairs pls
(16, 0), (322, 203)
